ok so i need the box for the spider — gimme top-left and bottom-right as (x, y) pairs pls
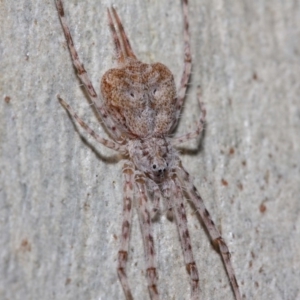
(55, 0), (241, 299)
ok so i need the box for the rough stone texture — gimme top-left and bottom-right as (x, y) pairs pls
(1, 1), (300, 300)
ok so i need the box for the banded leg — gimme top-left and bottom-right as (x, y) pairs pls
(171, 89), (206, 146)
(136, 175), (159, 300)
(55, 0), (123, 141)
(177, 163), (242, 300)
(107, 7), (137, 63)
(147, 180), (161, 219)
(118, 163), (135, 300)
(164, 179), (199, 300)
(149, 181), (173, 220)
(171, 0), (192, 131)
(58, 96), (124, 152)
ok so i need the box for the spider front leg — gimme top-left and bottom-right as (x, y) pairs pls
(135, 175), (159, 300)
(117, 162), (135, 300)
(107, 7), (137, 63)
(177, 163), (242, 300)
(55, 0), (123, 141)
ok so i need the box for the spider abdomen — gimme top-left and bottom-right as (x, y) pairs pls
(101, 61), (177, 137)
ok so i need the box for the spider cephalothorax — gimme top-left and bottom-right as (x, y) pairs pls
(128, 137), (177, 183)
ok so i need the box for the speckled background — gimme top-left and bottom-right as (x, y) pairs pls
(1, 1), (300, 299)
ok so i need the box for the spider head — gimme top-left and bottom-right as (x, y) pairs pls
(150, 158), (168, 182)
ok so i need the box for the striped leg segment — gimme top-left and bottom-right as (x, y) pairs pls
(163, 179), (199, 300)
(177, 163), (242, 300)
(171, 0), (192, 131)
(136, 175), (159, 300)
(107, 7), (137, 63)
(147, 180), (161, 219)
(117, 163), (135, 300)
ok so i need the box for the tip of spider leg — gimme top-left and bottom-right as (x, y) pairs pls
(108, 6), (117, 16)
(57, 95), (68, 109)
(111, 6), (118, 14)
(57, 95), (64, 103)
(106, 8), (113, 26)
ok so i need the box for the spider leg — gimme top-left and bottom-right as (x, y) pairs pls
(107, 7), (137, 63)
(177, 162), (242, 300)
(58, 96), (124, 152)
(148, 180), (174, 220)
(171, 90), (206, 146)
(118, 163), (135, 300)
(163, 179), (199, 300)
(147, 180), (161, 219)
(106, 8), (123, 62)
(55, 0), (123, 141)
(136, 175), (159, 300)
(171, 0), (192, 131)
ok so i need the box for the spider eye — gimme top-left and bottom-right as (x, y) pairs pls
(152, 87), (158, 96)
(152, 164), (157, 169)
(130, 92), (135, 98)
